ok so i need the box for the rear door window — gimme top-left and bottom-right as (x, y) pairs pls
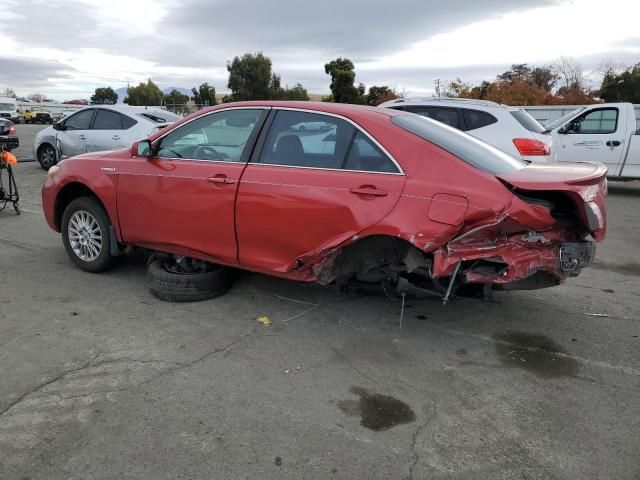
(258, 110), (354, 169)
(344, 131), (399, 173)
(93, 109), (123, 130)
(462, 109), (499, 131)
(509, 110), (545, 133)
(406, 106), (461, 129)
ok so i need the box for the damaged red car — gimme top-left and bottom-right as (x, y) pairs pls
(42, 101), (607, 301)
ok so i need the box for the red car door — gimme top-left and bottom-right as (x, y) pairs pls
(235, 109), (406, 273)
(117, 108), (267, 264)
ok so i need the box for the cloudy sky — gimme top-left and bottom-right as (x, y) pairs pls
(1, 0), (639, 100)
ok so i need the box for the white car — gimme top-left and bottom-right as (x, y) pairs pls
(379, 97), (552, 162)
(34, 105), (180, 170)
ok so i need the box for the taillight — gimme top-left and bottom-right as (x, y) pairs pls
(513, 138), (550, 156)
(8, 125), (16, 134)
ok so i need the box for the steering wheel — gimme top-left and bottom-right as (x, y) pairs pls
(193, 145), (227, 160)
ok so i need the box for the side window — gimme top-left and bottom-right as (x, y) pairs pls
(157, 109), (263, 162)
(571, 108), (618, 134)
(64, 109), (95, 130)
(462, 109), (498, 131)
(407, 107), (460, 129)
(93, 109), (123, 130)
(258, 111), (354, 169)
(344, 131), (399, 173)
(122, 115), (137, 129)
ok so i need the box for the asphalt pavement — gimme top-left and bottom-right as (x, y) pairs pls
(1, 157), (639, 479)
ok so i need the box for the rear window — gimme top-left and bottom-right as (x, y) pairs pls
(462, 109), (498, 131)
(510, 110), (545, 133)
(391, 114), (526, 175)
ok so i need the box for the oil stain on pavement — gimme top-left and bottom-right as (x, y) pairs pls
(337, 386), (415, 431)
(493, 331), (579, 378)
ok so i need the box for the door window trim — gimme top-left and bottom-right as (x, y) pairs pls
(150, 107), (270, 164)
(249, 107), (405, 176)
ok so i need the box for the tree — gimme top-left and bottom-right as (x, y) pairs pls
(553, 57), (585, 91)
(165, 89), (189, 105)
(324, 58), (365, 104)
(90, 87), (117, 105)
(442, 79), (473, 98)
(531, 66), (557, 92)
(124, 80), (164, 106)
(283, 83), (309, 101)
(1, 88), (16, 98)
(366, 86), (398, 106)
(599, 63), (640, 103)
(191, 83), (217, 106)
(227, 52), (273, 101)
(28, 93), (46, 103)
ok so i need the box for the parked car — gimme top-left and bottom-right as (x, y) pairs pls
(0, 96), (21, 123)
(52, 109), (79, 123)
(42, 101), (606, 302)
(23, 106), (52, 124)
(379, 97), (552, 162)
(543, 102), (640, 179)
(34, 105), (180, 170)
(0, 118), (18, 151)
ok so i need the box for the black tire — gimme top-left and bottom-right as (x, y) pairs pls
(61, 197), (116, 273)
(38, 143), (57, 170)
(147, 259), (233, 302)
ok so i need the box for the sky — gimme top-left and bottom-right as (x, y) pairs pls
(0, 0), (639, 100)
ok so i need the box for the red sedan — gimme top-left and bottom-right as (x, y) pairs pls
(42, 101), (606, 301)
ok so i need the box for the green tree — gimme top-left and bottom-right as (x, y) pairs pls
(284, 83), (309, 101)
(366, 86), (398, 106)
(600, 63), (640, 103)
(90, 87), (117, 105)
(324, 58), (365, 104)
(124, 79), (164, 106)
(165, 89), (189, 105)
(227, 52), (273, 101)
(191, 83), (217, 106)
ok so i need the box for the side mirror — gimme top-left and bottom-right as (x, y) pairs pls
(131, 140), (152, 157)
(52, 122), (64, 131)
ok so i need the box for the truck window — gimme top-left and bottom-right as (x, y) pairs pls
(571, 108), (618, 134)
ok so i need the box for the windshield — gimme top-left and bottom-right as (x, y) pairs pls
(544, 107), (586, 130)
(392, 114), (527, 175)
(0, 103), (15, 110)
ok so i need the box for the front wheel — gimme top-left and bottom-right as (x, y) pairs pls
(61, 197), (116, 273)
(38, 144), (57, 170)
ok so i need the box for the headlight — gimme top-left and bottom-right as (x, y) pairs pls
(47, 165), (61, 179)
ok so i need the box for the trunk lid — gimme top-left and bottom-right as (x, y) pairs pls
(497, 162), (607, 240)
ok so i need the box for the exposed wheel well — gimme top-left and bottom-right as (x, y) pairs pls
(54, 183), (107, 232)
(319, 235), (432, 284)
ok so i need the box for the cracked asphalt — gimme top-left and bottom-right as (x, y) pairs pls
(1, 159), (640, 479)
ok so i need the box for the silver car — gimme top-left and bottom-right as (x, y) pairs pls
(34, 105), (181, 170)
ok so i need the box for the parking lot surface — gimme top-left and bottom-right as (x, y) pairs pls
(1, 156), (639, 479)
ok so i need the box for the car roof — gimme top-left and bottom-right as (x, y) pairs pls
(379, 97), (523, 111)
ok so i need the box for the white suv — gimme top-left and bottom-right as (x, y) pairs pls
(379, 97), (552, 162)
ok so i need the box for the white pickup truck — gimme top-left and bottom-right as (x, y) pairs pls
(545, 102), (640, 179)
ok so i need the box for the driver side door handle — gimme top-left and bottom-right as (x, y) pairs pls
(207, 175), (235, 185)
(606, 140), (621, 147)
